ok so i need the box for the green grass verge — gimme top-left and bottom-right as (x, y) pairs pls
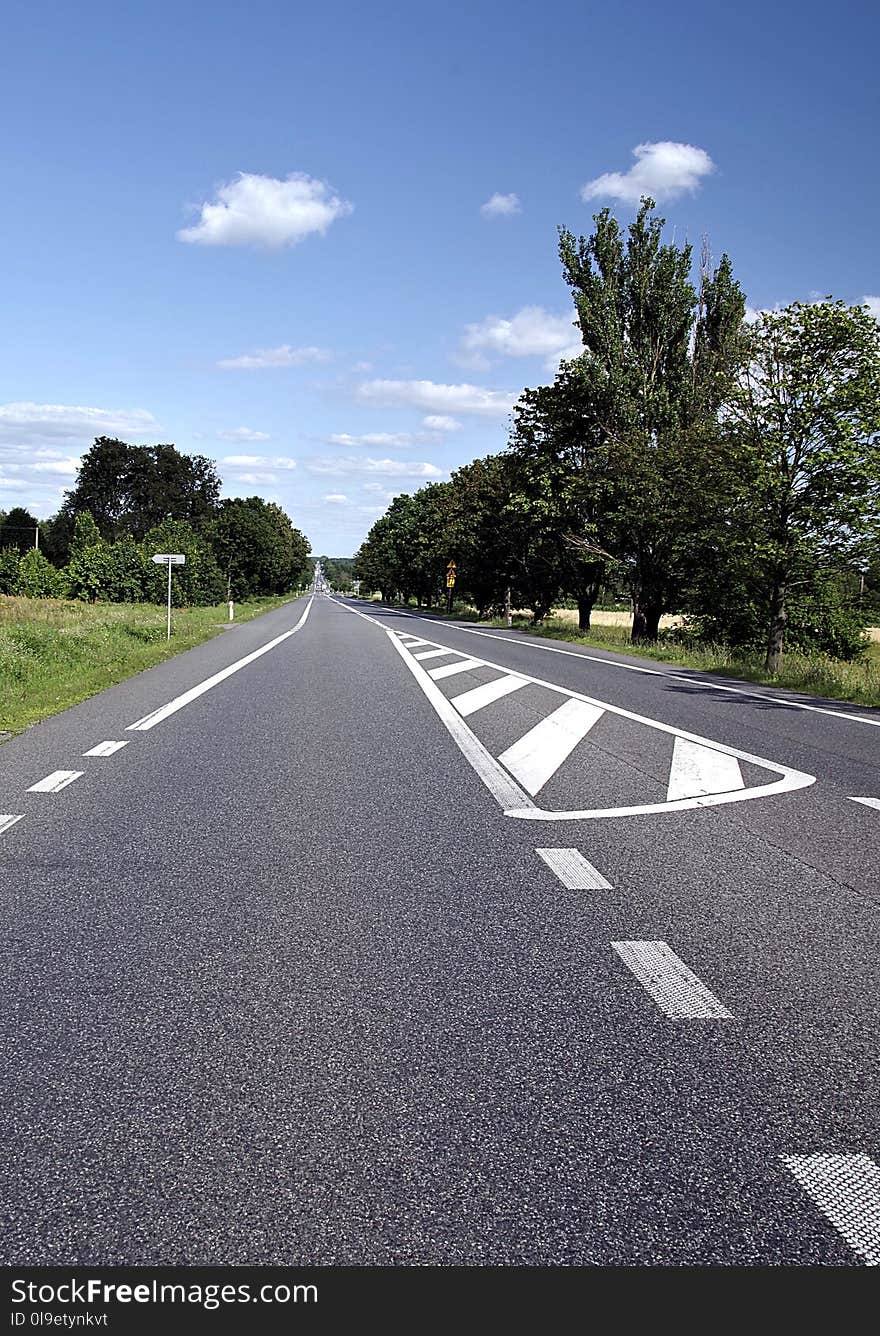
(483, 614), (880, 708)
(0, 593), (295, 736)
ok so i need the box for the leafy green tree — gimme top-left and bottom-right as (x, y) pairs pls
(206, 498), (309, 598)
(557, 200), (746, 639)
(141, 518), (225, 606)
(16, 549), (66, 598)
(725, 301), (880, 671)
(0, 547), (21, 593)
(61, 438), (221, 540)
(0, 507), (40, 554)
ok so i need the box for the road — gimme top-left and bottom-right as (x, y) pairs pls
(1, 591), (878, 1265)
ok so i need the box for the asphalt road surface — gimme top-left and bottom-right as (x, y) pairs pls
(1, 592), (879, 1266)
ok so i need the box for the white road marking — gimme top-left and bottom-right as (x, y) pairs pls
(0, 815), (24, 835)
(341, 600), (536, 811)
(451, 673), (528, 717)
(127, 596), (313, 731)
(499, 699), (604, 796)
(374, 605), (880, 730)
(782, 1153), (880, 1265)
(28, 770), (83, 794)
(849, 796), (880, 812)
(83, 740), (129, 757)
(330, 598), (815, 820)
(666, 736), (745, 801)
(536, 848), (612, 890)
(611, 941), (733, 1019)
(413, 648), (456, 661)
(427, 657), (483, 680)
(400, 637), (430, 647)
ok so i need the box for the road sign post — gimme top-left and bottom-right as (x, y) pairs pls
(446, 560), (457, 615)
(152, 553), (186, 640)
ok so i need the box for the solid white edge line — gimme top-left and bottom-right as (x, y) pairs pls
(126, 596), (314, 731)
(331, 598), (537, 812)
(351, 600), (880, 730)
(334, 599), (815, 821)
(0, 814), (24, 834)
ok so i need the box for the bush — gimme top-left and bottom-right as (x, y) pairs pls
(15, 549), (67, 598)
(0, 547), (20, 594)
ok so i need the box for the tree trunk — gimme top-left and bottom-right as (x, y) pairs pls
(576, 580), (601, 632)
(531, 602), (550, 626)
(631, 594), (663, 642)
(765, 576), (787, 673)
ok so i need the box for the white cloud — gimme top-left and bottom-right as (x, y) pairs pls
(323, 493), (349, 504)
(329, 431), (416, 448)
(581, 141), (715, 205)
(422, 415), (462, 431)
(863, 296), (880, 318)
(356, 379), (516, 418)
(31, 458), (81, 475)
(481, 192), (521, 217)
(220, 453), (298, 470)
(217, 344), (332, 370)
(0, 402), (158, 445)
(178, 171), (353, 248)
(218, 427), (270, 442)
(458, 306), (581, 369)
(306, 456), (444, 478)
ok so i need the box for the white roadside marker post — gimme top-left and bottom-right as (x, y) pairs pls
(152, 553), (186, 640)
(228, 600), (234, 622)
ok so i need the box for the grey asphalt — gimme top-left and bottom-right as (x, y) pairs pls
(0, 592), (877, 1264)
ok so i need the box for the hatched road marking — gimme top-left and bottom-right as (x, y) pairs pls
(499, 699), (604, 796)
(332, 599), (816, 822)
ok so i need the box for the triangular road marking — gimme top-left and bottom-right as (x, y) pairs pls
(667, 737), (745, 802)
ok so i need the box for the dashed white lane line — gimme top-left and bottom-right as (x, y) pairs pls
(27, 771), (84, 794)
(427, 657), (484, 680)
(127, 595), (313, 732)
(782, 1153), (880, 1265)
(849, 796), (880, 812)
(611, 941), (734, 1019)
(536, 848), (612, 890)
(499, 698), (604, 796)
(83, 740), (129, 757)
(667, 737), (744, 801)
(413, 648), (456, 661)
(0, 815), (24, 834)
(451, 673), (528, 717)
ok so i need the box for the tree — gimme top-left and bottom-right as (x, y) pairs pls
(726, 300), (880, 671)
(0, 507), (40, 554)
(141, 518), (225, 606)
(206, 498), (310, 599)
(61, 438), (221, 540)
(557, 200), (746, 639)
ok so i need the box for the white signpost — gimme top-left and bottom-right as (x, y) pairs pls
(152, 553), (185, 640)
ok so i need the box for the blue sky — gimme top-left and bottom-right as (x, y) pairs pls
(1, 0), (878, 555)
